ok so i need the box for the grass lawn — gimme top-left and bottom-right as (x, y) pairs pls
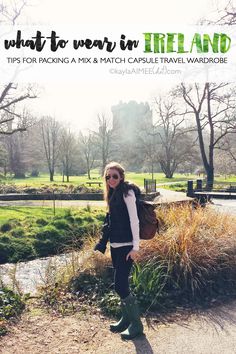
(1, 172), (199, 188)
(0, 206), (69, 225)
(1, 174), (100, 186)
(2, 171), (236, 192)
(0, 206), (106, 225)
(214, 176), (236, 183)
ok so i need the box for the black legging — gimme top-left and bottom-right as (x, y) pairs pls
(110, 245), (133, 299)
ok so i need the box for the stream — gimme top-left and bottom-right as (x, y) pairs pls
(0, 251), (83, 295)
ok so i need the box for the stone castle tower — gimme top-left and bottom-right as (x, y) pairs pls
(111, 101), (152, 142)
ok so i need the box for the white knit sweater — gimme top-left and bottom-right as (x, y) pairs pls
(110, 189), (140, 251)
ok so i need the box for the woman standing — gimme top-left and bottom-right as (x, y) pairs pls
(94, 161), (144, 340)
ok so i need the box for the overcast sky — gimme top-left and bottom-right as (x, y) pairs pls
(16, 0), (219, 132)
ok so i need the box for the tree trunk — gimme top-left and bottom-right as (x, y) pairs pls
(87, 169), (91, 179)
(206, 83), (214, 191)
(206, 166), (214, 190)
(50, 171), (54, 182)
(165, 172), (173, 178)
(151, 162), (154, 180)
(160, 160), (174, 178)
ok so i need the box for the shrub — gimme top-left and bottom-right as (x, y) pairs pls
(98, 292), (120, 317)
(64, 209), (74, 222)
(11, 227), (25, 238)
(71, 271), (102, 294)
(70, 266), (117, 315)
(0, 223), (11, 233)
(74, 216), (83, 224)
(0, 236), (11, 243)
(64, 215), (74, 223)
(0, 288), (24, 318)
(26, 227), (40, 238)
(0, 243), (14, 264)
(9, 239), (35, 263)
(34, 226), (67, 257)
(96, 213), (106, 222)
(131, 260), (169, 308)
(84, 204), (92, 213)
(135, 204), (236, 307)
(83, 215), (95, 223)
(35, 225), (63, 241)
(36, 218), (48, 226)
(8, 219), (21, 227)
(52, 219), (70, 230)
(34, 239), (57, 257)
(0, 287), (25, 336)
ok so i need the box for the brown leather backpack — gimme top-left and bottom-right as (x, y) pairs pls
(137, 200), (159, 240)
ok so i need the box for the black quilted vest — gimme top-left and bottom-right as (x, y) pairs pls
(108, 183), (140, 244)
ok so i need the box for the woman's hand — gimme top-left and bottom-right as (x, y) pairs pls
(126, 250), (138, 261)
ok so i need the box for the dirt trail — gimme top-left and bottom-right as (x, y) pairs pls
(1, 301), (236, 354)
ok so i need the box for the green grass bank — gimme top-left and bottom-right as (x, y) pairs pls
(0, 206), (105, 264)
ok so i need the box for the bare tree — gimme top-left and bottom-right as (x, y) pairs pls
(40, 117), (61, 182)
(0, 118), (44, 178)
(78, 132), (96, 179)
(0, 0), (27, 25)
(208, 0), (236, 25)
(23, 124), (45, 176)
(136, 120), (158, 178)
(214, 146), (236, 177)
(0, 140), (8, 176)
(196, 1), (236, 184)
(59, 128), (77, 182)
(152, 95), (196, 178)
(179, 82), (236, 189)
(0, 1), (37, 134)
(93, 114), (114, 173)
(217, 133), (236, 165)
(3, 131), (28, 178)
(0, 87), (37, 134)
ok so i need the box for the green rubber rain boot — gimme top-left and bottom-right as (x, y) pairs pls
(120, 294), (144, 340)
(110, 300), (130, 333)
